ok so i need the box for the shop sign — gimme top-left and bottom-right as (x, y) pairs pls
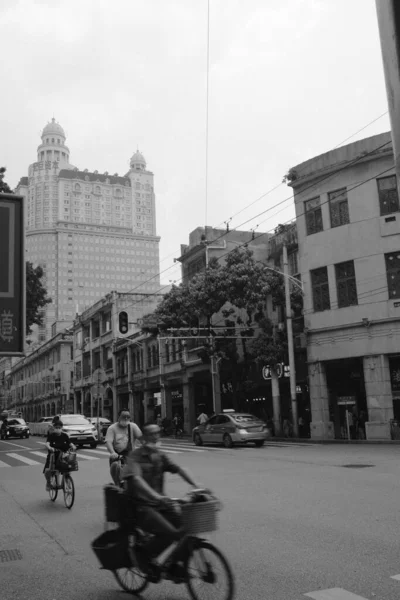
(262, 363), (290, 380)
(0, 195), (25, 356)
(337, 396), (356, 405)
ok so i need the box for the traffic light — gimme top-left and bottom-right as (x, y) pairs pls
(118, 311), (129, 334)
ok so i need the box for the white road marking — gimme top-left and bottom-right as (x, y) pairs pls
(0, 440), (31, 450)
(160, 444), (204, 453)
(0, 459), (11, 467)
(29, 451), (48, 458)
(390, 574), (400, 580)
(75, 453), (98, 460)
(305, 588), (370, 600)
(6, 453), (40, 466)
(163, 443), (225, 452)
(80, 449), (111, 456)
(163, 450), (183, 454)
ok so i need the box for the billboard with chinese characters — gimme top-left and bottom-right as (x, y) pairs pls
(0, 194), (25, 356)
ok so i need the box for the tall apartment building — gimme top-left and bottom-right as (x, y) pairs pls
(289, 132), (400, 441)
(16, 118), (160, 342)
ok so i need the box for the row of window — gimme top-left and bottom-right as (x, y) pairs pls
(311, 251), (400, 311)
(305, 175), (399, 235)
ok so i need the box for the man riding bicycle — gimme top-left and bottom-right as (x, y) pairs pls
(105, 409), (142, 486)
(122, 421), (201, 577)
(43, 420), (75, 491)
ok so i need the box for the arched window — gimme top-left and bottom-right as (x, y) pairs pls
(95, 186), (101, 194)
(75, 183), (81, 192)
(116, 188), (121, 197)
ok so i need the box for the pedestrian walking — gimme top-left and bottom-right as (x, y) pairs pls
(197, 411), (208, 425)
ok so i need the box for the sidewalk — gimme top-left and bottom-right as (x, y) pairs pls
(0, 483), (109, 600)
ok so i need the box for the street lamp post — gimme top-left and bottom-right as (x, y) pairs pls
(283, 244), (299, 438)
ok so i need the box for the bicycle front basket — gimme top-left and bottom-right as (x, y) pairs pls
(181, 499), (220, 534)
(91, 529), (132, 571)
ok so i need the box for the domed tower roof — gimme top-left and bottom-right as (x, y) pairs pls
(130, 149), (146, 169)
(42, 118), (66, 139)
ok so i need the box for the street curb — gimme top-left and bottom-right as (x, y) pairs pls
(161, 434), (400, 445)
(272, 437), (400, 445)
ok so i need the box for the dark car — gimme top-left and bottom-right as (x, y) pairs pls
(192, 412), (270, 448)
(0, 418), (30, 440)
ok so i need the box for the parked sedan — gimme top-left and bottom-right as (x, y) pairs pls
(192, 412), (270, 448)
(61, 415), (98, 448)
(0, 418), (30, 440)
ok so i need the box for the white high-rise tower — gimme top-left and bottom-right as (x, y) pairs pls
(16, 119), (160, 342)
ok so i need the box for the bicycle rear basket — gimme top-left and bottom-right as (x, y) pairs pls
(91, 529), (132, 570)
(181, 499), (219, 534)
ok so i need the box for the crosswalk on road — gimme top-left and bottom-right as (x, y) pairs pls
(0, 437), (317, 468)
(0, 439), (223, 468)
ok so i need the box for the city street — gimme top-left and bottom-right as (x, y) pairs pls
(1, 439), (400, 600)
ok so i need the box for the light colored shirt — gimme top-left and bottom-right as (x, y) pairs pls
(198, 413), (208, 424)
(105, 422), (142, 454)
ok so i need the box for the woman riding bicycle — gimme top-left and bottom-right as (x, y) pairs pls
(43, 420), (75, 491)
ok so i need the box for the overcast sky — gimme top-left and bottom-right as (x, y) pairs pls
(1, 0), (390, 286)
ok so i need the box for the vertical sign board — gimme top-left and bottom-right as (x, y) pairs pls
(0, 194), (25, 356)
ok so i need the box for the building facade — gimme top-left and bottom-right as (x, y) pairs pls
(16, 119), (160, 342)
(289, 131), (400, 440)
(3, 331), (74, 422)
(72, 291), (163, 422)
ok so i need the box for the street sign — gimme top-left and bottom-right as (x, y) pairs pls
(0, 194), (25, 356)
(262, 363), (283, 380)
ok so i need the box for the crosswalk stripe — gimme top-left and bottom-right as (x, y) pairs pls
(305, 588), (369, 599)
(29, 451), (48, 458)
(0, 459), (11, 468)
(75, 453), (99, 460)
(161, 444), (204, 453)
(164, 443), (225, 452)
(390, 574), (400, 580)
(6, 453), (40, 466)
(80, 449), (110, 456)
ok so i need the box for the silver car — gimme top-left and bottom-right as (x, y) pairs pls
(192, 412), (270, 448)
(61, 414), (98, 448)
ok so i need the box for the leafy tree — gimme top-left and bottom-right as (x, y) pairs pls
(0, 167), (12, 193)
(26, 262), (52, 336)
(144, 246), (303, 412)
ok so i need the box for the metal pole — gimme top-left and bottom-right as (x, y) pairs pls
(283, 243), (299, 437)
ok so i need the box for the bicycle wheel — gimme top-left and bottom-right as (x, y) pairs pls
(113, 545), (149, 594)
(185, 540), (235, 600)
(49, 473), (58, 502)
(63, 473), (75, 509)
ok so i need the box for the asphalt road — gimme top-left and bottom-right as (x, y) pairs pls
(1, 437), (400, 600)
